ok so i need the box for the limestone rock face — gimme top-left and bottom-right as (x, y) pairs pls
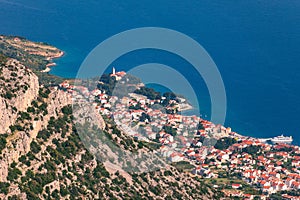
(72, 102), (106, 131)
(0, 132), (30, 182)
(0, 59), (39, 134)
(0, 88), (72, 182)
(0, 60), (73, 182)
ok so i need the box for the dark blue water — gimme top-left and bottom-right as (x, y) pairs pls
(1, 0), (299, 144)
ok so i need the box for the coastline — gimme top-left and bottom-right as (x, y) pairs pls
(41, 51), (64, 73)
(40, 62), (57, 73)
(38, 48), (296, 146)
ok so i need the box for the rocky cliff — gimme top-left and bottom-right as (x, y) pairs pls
(0, 59), (39, 134)
(0, 59), (71, 183)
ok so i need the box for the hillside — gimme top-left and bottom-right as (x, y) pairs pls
(0, 45), (224, 199)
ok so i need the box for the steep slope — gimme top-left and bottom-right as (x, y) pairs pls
(0, 58), (71, 183)
(0, 59), (39, 133)
(0, 41), (224, 199)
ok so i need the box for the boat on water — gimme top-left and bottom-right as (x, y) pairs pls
(271, 134), (293, 144)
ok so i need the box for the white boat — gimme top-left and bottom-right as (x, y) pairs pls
(271, 134), (293, 144)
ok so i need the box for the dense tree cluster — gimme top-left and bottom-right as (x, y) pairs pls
(134, 87), (161, 100)
(214, 137), (237, 150)
(163, 125), (177, 136)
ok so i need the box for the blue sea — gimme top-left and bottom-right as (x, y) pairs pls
(1, 0), (299, 144)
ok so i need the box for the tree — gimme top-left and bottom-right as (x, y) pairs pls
(163, 92), (177, 101)
(139, 112), (150, 122)
(242, 145), (262, 155)
(39, 88), (51, 98)
(27, 106), (35, 113)
(0, 134), (7, 153)
(61, 105), (72, 115)
(214, 137), (237, 150)
(4, 91), (13, 100)
(7, 167), (21, 181)
(197, 122), (205, 130)
(0, 182), (9, 195)
(30, 141), (41, 154)
(163, 125), (177, 136)
(134, 87), (161, 100)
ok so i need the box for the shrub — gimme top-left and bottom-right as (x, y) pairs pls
(9, 124), (24, 132)
(0, 134), (7, 153)
(214, 137), (237, 150)
(10, 72), (17, 77)
(39, 88), (51, 98)
(18, 111), (31, 121)
(27, 107), (35, 113)
(61, 105), (72, 115)
(7, 167), (22, 181)
(4, 91), (13, 100)
(30, 141), (41, 154)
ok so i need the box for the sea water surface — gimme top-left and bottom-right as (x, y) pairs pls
(1, 0), (299, 144)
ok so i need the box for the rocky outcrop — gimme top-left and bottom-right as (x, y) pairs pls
(0, 88), (71, 182)
(0, 59), (39, 134)
(30, 88), (72, 139)
(0, 60), (72, 182)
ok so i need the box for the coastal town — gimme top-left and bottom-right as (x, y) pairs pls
(1, 0), (298, 199)
(57, 69), (300, 199)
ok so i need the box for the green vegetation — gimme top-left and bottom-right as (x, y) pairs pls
(0, 37), (46, 71)
(242, 145), (262, 156)
(97, 74), (117, 95)
(35, 71), (66, 86)
(2, 105), (223, 199)
(269, 193), (283, 200)
(39, 88), (51, 99)
(128, 102), (144, 110)
(139, 112), (151, 122)
(0, 36), (226, 199)
(134, 86), (161, 100)
(139, 141), (161, 151)
(198, 122), (205, 130)
(0, 36), (66, 86)
(163, 92), (177, 101)
(0, 182), (10, 195)
(9, 124), (24, 132)
(4, 91), (14, 100)
(61, 105), (72, 115)
(30, 140), (41, 154)
(0, 134), (8, 154)
(214, 137), (237, 150)
(171, 161), (195, 172)
(7, 166), (22, 181)
(0, 53), (7, 65)
(18, 111), (31, 121)
(163, 125), (177, 136)
(97, 73), (141, 96)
